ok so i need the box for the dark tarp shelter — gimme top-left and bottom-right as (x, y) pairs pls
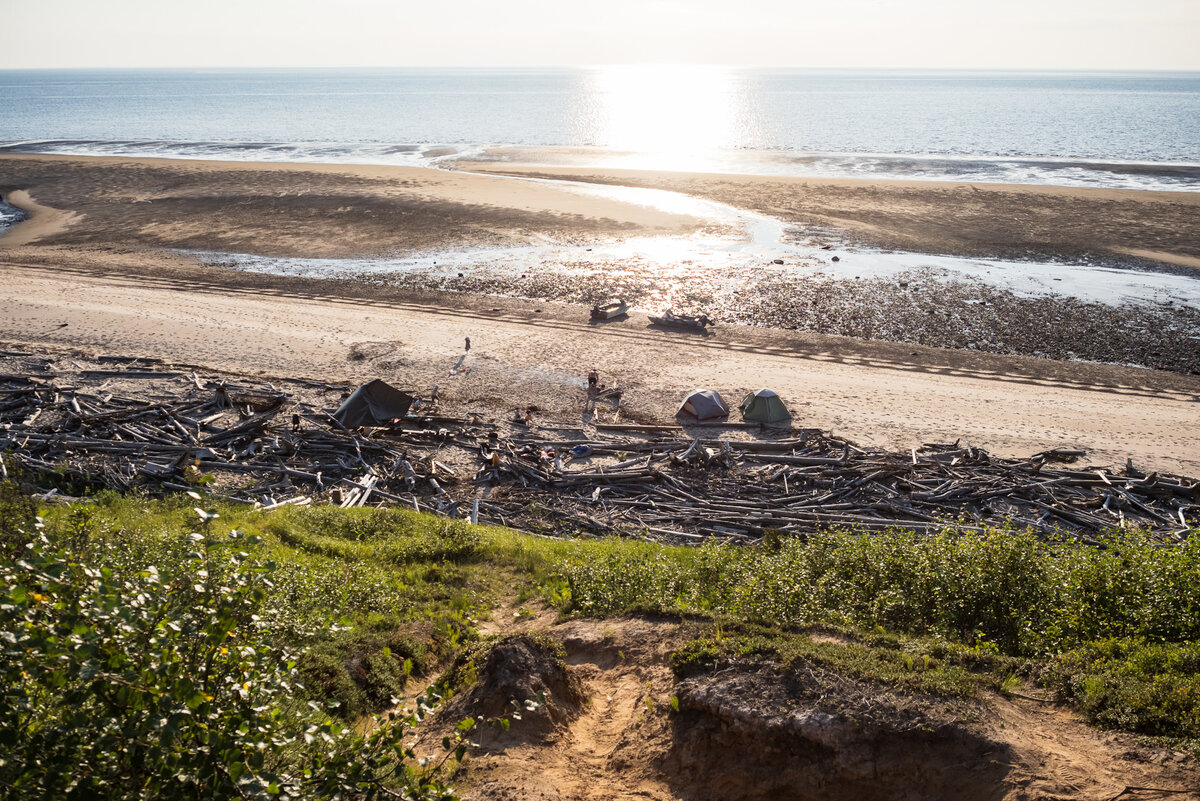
(676, 389), (730, 421)
(333, 379), (414, 427)
(739, 388), (791, 425)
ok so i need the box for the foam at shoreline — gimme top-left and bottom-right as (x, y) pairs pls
(3, 139), (1199, 192)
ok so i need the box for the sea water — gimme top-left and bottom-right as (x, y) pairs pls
(1, 67), (1199, 191)
(0, 199), (26, 230)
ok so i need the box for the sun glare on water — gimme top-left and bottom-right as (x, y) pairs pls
(584, 65), (739, 172)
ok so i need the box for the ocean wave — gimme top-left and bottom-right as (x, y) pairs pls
(0, 139), (476, 168)
(776, 152), (1200, 191)
(456, 146), (1200, 192)
(2, 139), (1199, 192)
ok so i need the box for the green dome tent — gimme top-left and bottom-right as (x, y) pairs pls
(739, 389), (791, 426)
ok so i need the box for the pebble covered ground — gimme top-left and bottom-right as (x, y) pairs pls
(328, 264), (1200, 376)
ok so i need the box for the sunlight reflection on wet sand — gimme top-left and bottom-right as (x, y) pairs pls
(192, 174), (1200, 312)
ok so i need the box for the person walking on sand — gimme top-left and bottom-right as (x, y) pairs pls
(464, 336), (471, 353)
(588, 368), (599, 393)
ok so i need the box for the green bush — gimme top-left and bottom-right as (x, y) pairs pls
(0, 469), (36, 556)
(300, 626), (434, 719)
(0, 512), (458, 800)
(1046, 639), (1200, 738)
(560, 530), (1200, 657)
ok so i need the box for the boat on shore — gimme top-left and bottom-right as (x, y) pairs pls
(648, 310), (714, 331)
(590, 299), (629, 321)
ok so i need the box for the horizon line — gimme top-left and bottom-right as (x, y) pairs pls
(3, 64), (1200, 74)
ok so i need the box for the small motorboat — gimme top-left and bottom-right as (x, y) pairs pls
(648, 310), (714, 330)
(589, 299), (629, 321)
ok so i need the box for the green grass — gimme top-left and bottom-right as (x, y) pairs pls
(670, 622), (1025, 699)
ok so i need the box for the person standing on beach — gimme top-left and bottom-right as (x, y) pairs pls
(464, 336), (471, 353)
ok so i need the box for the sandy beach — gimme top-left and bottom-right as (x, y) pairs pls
(2, 153), (1198, 476)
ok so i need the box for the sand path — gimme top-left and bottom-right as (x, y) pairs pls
(3, 259), (1197, 477)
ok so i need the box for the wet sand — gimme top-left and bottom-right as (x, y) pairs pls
(5, 153), (1199, 266)
(457, 161), (1200, 269)
(1, 154), (1198, 475)
(0, 154), (707, 257)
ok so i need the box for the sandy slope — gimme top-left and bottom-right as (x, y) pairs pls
(432, 609), (1200, 801)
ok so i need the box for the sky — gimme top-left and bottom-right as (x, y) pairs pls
(1, 0), (1198, 71)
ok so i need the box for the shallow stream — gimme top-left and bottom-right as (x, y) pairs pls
(192, 173), (1200, 313)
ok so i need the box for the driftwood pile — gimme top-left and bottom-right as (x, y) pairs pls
(0, 364), (482, 517)
(1, 362), (1197, 542)
(480, 426), (1199, 542)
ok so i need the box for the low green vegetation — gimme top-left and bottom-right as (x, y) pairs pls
(1045, 638), (1200, 739)
(559, 529), (1200, 656)
(1, 478), (1197, 799)
(0, 487), (466, 800)
(557, 528), (1200, 742)
(669, 622), (1025, 699)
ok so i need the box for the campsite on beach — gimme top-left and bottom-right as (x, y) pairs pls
(2, 26), (1200, 801)
(3, 148), (1200, 801)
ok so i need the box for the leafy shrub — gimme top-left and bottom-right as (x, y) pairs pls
(0, 511), (458, 800)
(560, 530), (1200, 657)
(300, 626), (434, 719)
(0, 468), (36, 555)
(1046, 639), (1200, 738)
(1041, 536), (1200, 650)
